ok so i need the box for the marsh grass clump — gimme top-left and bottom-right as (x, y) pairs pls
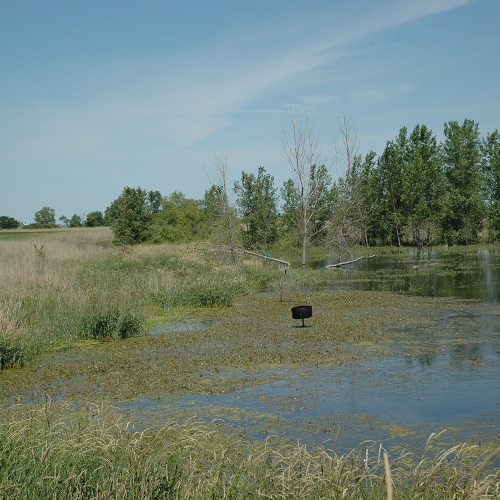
(0, 401), (498, 500)
(79, 311), (143, 340)
(0, 310), (37, 368)
(152, 277), (248, 309)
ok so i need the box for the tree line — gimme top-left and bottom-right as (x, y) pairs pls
(3, 116), (499, 264)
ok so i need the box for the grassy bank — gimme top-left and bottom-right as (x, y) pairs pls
(0, 401), (498, 499)
(0, 228), (286, 367)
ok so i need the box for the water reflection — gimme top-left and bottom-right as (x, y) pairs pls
(318, 248), (500, 302)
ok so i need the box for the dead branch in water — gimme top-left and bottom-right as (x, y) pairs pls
(243, 250), (290, 267)
(326, 254), (376, 268)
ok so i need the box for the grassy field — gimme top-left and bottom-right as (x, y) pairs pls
(0, 227), (499, 498)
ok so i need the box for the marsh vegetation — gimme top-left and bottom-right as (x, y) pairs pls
(0, 228), (499, 498)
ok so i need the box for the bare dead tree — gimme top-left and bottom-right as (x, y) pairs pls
(281, 110), (327, 269)
(328, 113), (367, 262)
(206, 152), (239, 265)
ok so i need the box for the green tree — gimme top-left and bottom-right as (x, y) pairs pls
(69, 214), (82, 227)
(0, 216), (19, 229)
(34, 207), (56, 226)
(350, 150), (377, 245)
(59, 215), (69, 227)
(151, 192), (207, 243)
(372, 130), (408, 245)
(482, 130), (500, 240)
(441, 119), (484, 244)
(147, 191), (162, 214)
(403, 125), (444, 247)
(234, 166), (279, 252)
(280, 178), (300, 240)
(111, 187), (153, 245)
(85, 211), (104, 227)
(104, 198), (122, 226)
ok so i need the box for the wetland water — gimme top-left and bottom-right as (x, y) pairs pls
(117, 248), (500, 452)
(1, 247), (499, 454)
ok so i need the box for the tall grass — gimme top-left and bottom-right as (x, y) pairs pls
(0, 229), (280, 366)
(0, 401), (498, 499)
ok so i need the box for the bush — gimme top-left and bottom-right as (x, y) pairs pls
(79, 311), (143, 340)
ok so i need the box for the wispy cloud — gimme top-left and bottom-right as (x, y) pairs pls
(1, 0), (477, 162)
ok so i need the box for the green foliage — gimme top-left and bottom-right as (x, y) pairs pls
(84, 210), (104, 227)
(234, 166), (279, 251)
(482, 129), (500, 241)
(69, 214), (82, 227)
(111, 186), (153, 245)
(34, 206), (56, 225)
(147, 190), (162, 214)
(441, 119), (485, 244)
(104, 197), (121, 225)
(79, 311), (143, 340)
(0, 216), (19, 229)
(280, 178), (300, 237)
(151, 267), (248, 309)
(33, 244), (46, 258)
(150, 192), (208, 243)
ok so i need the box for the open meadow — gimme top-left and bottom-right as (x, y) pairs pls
(0, 227), (499, 499)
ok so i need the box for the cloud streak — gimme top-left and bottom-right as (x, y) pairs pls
(1, 0), (478, 163)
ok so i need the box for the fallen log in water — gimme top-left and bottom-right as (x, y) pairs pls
(243, 250), (290, 267)
(326, 254), (376, 268)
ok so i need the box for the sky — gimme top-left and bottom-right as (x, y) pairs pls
(1, 0), (499, 223)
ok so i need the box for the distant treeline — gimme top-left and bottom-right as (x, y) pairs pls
(3, 118), (499, 251)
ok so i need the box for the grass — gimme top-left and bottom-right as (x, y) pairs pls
(0, 401), (498, 499)
(0, 228), (284, 366)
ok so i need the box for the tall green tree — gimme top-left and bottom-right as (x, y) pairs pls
(482, 129), (500, 240)
(234, 167), (279, 251)
(34, 207), (56, 226)
(350, 151), (377, 245)
(441, 119), (484, 244)
(111, 187), (153, 245)
(104, 199), (121, 226)
(147, 191), (162, 214)
(372, 129), (408, 245)
(403, 124), (444, 247)
(280, 178), (300, 240)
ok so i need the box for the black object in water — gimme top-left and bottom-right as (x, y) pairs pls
(291, 305), (312, 327)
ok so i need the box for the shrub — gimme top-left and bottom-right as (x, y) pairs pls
(79, 311), (143, 340)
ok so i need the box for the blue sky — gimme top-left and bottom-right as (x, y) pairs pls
(1, 0), (499, 223)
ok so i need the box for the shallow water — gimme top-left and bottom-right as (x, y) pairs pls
(323, 247), (500, 302)
(139, 248), (500, 450)
(120, 296), (500, 452)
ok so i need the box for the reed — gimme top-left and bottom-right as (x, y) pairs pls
(0, 401), (497, 499)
